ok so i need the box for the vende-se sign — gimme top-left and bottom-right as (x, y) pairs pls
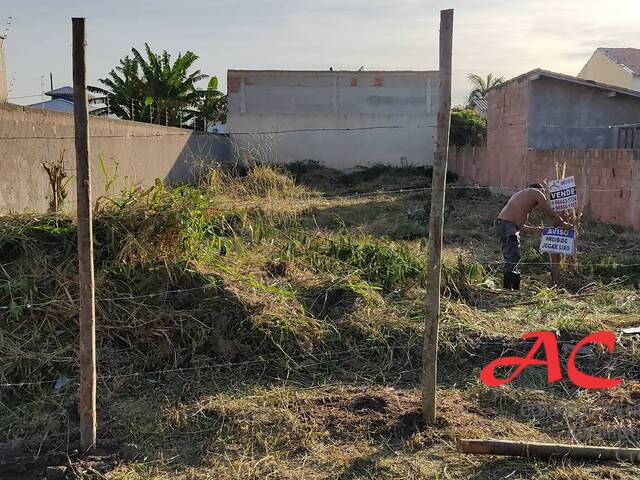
(540, 227), (575, 256)
(549, 176), (578, 211)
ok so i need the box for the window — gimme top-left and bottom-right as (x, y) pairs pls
(617, 127), (640, 149)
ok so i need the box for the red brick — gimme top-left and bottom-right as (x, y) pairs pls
(228, 76), (241, 93)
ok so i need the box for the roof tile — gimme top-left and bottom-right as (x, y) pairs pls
(600, 48), (640, 76)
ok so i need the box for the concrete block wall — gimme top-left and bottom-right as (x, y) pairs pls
(227, 70), (438, 170)
(486, 75), (530, 188)
(0, 39), (7, 103)
(0, 103), (229, 212)
(528, 77), (640, 150)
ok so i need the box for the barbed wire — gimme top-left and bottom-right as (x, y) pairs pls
(12, 90), (640, 131)
(0, 181), (640, 211)
(0, 344), (418, 388)
(1, 253), (638, 314)
(0, 285), (219, 311)
(3, 332), (638, 390)
(3, 117), (640, 140)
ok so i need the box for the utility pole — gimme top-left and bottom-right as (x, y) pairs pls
(72, 17), (97, 453)
(423, 8), (453, 424)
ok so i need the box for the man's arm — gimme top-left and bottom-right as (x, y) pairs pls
(534, 191), (571, 228)
(521, 224), (544, 235)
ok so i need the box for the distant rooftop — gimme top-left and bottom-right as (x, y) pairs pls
(490, 68), (640, 100)
(46, 86), (75, 98)
(28, 86), (103, 113)
(599, 48), (640, 76)
(45, 86), (97, 101)
(27, 98), (75, 113)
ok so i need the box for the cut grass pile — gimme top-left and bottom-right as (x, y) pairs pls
(1, 161), (639, 479)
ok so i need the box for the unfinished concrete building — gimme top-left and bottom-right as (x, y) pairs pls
(226, 70), (438, 170)
(0, 35), (7, 103)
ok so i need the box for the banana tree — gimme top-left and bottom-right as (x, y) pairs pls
(92, 44), (215, 127)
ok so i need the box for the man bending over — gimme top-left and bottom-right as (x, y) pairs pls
(495, 183), (570, 290)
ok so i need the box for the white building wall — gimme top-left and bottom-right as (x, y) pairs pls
(226, 70), (438, 170)
(0, 39), (7, 103)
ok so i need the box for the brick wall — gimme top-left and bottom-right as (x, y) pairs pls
(448, 146), (640, 230)
(525, 149), (640, 229)
(486, 76), (530, 188)
(448, 146), (489, 185)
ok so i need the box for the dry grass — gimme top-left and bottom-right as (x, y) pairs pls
(1, 161), (639, 479)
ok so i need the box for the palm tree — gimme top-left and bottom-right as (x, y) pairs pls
(131, 44), (208, 126)
(90, 56), (144, 120)
(92, 44), (224, 129)
(191, 77), (227, 131)
(467, 73), (505, 108)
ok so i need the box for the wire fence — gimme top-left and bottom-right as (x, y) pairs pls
(9, 91), (640, 130)
(1, 106), (639, 393)
(4, 119), (640, 140)
(3, 330), (637, 390)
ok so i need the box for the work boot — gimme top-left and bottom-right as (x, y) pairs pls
(503, 271), (513, 290)
(512, 272), (521, 291)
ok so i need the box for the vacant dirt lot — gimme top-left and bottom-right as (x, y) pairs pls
(1, 163), (638, 479)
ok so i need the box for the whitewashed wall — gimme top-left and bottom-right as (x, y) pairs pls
(226, 70), (438, 170)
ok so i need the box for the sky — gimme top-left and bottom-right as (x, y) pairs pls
(4, 0), (640, 107)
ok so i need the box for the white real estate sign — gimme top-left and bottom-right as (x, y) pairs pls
(540, 227), (575, 256)
(549, 176), (578, 211)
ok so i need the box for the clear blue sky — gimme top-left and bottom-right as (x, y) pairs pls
(4, 0), (639, 106)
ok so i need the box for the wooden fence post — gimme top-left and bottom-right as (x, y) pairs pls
(72, 17), (97, 454)
(423, 8), (454, 424)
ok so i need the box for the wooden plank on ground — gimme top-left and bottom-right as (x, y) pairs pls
(456, 438), (640, 462)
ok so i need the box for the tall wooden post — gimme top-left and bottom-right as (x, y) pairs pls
(72, 17), (97, 453)
(423, 8), (453, 424)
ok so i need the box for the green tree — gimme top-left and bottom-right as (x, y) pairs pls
(449, 108), (486, 147)
(191, 77), (228, 131)
(467, 73), (505, 108)
(91, 44), (225, 129)
(90, 56), (144, 120)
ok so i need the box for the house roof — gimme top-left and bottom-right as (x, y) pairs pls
(28, 98), (76, 113)
(45, 86), (98, 101)
(490, 68), (640, 100)
(473, 98), (488, 110)
(45, 86), (75, 98)
(599, 48), (640, 76)
(27, 97), (103, 114)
